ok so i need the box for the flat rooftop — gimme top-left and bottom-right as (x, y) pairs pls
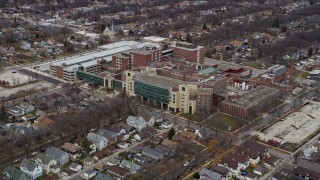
(258, 101), (320, 144)
(134, 71), (189, 89)
(223, 86), (278, 108)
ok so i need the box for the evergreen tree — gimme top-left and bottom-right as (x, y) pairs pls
(186, 33), (192, 43)
(308, 47), (313, 57)
(168, 127), (176, 140)
(272, 17), (280, 28)
(0, 106), (8, 122)
(202, 24), (207, 30)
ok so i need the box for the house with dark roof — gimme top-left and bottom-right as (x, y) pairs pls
(141, 147), (165, 160)
(95, 173), (114, 180)
(108, 125), (126, 136)
(20, 159), (43, 180)
(210, 165), (230, 178)
(3, 166), (32, 180)
(46, 146), (69, 165)
(137, 109), (163, 126)
(119, 159), (141, 173)
(61, 143), (81, 160)
(243, 141), (268, 158)
(218, 157), (241, 175)
(294, 166), (320, 180)
(236, 146), (261, 166)
(34, 153), (58, 173)
(98, 129), (117, 143)
(107, 166), (129, 179)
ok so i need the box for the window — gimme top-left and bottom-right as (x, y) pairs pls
(182, 87), (185, 91)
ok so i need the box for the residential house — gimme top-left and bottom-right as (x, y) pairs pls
(82, 170), (97, 180)
(109, 125), (126, 136)
(46, 146), (69, 165)
(107, 166), (129, 179)
(61, 143), (81, 160)
(141, 147), (165, 160)
(106, 158), (120, 166)
(199, 168), (224, 180)
(117, 142), (129, 149)
(218, 157), (241, 175)
(243, 141), (268, 158)
(195, 128), (209, 139)
(118, 122), (135, 135)
(30, 100), (41, 109)
(3, 166), (32, 180)
(133, 154), (150, 164)
(98, 129), (117, 143)
(265, 156), (280, 168)
(171, 134), (188, 143)
(237, 147), (261, 166)
(83, 156), (95, 166)
(137, 109), (163, 126)
(134, 132), (147, 141)
(229, 153), (250, 170)
(155, 145), (175, 157)
(95, 173), (114, 180)
(34, 153), (58, 173)
(69, 162), (82, 172)
(210, 165), (230, 179)
(20, 159), (43, 180)
(19, 102), (35, 114)
(126, 116), (147, 131)
(87, 133), (108, 150)
(253, 166), (266, 176)
(9, 106), (25, 117)
(160, 120), (174, 129)
(294, 166), (320, 180)
(119, 159), (141, 173)
(246, 173), (258, 180)
(118, 133), (130, 141)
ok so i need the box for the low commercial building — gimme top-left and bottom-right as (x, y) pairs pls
(221, 86), (279, 119)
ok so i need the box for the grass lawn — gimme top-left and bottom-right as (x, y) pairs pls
(203, 113), (240, 131)
(245, 166), (254, 173)
(179, 113), (202, 122)
(242, 61), (262, 69)
(294, 70), (309, 78)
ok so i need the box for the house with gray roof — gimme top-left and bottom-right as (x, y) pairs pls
(141, 147), (165, 160)
(98, 129), (117, 143)
(199, 168), (223, 180)
(87, 132), (108, 150)
(126, 116), (147, 131)
(95, 173), (114, 180)
(20, 159), (43, 180)
(119, 159), (141, 173)
(34, 153), (57, 173)
(106, 157), (120, 166)
(3, 166), (32, 180)
(46, 146), (69, 165)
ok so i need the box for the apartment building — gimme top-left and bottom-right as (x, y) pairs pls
(170, 41), (205, 64)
